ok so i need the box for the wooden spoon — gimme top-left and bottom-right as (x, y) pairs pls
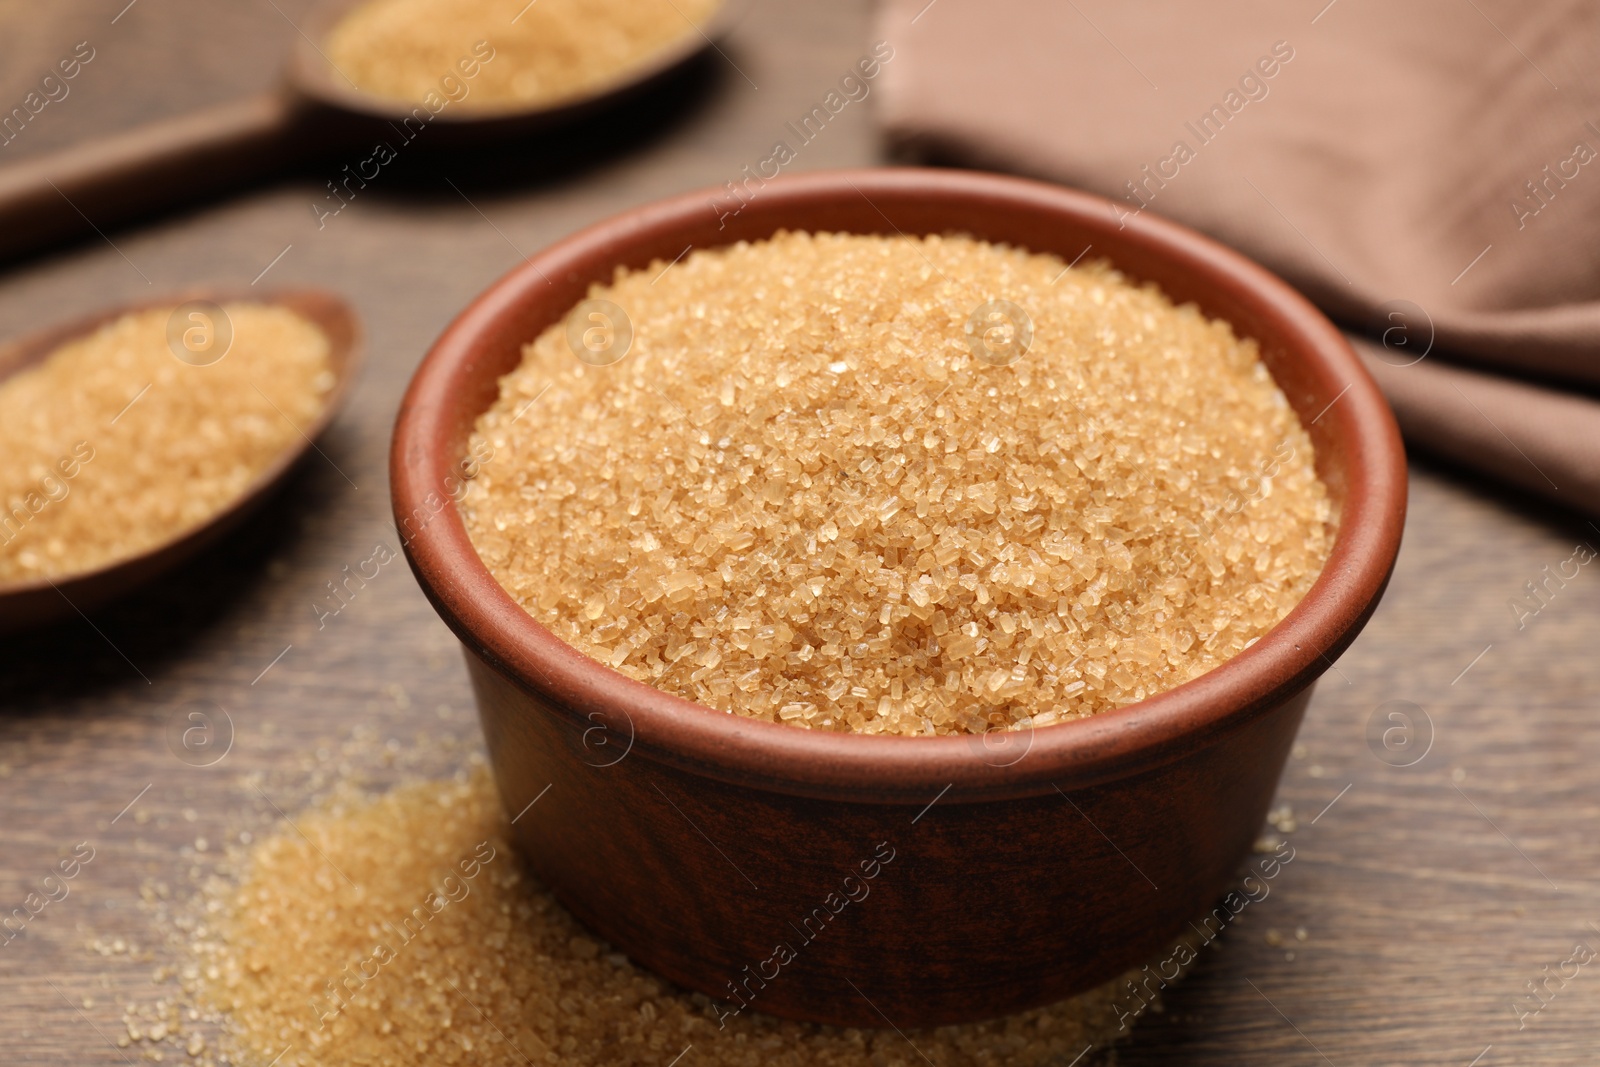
(0, 0), (746, 264)
(0, 289), (362, 634)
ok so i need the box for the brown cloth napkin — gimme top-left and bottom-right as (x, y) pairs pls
(875, 0), (1600, 516)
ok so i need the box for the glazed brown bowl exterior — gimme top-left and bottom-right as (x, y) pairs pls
(391, 168), (1406, 1028)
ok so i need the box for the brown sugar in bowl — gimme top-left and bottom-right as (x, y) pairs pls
(390, 168), (1406, 1028)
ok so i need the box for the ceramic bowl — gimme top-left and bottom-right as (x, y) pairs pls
(391, 168), (1406, 1027)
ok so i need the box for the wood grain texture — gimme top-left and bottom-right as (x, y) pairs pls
(3, 2), (1599, 1064)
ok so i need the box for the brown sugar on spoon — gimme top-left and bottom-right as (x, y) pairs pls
(0, 303), (333, 583)
(461, 232), (1332, 736)
(325, 0), (724, 109)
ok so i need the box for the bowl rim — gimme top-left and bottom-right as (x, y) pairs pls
(391, 167), (1406, 803)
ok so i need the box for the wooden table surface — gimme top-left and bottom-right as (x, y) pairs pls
(3, 3), (1599, 1064)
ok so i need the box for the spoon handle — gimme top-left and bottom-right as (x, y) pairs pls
(0, 92), (309, 266)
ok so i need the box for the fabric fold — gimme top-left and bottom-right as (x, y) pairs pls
(874, 0), (1600, 516)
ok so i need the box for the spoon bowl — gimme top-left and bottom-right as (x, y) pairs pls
(0, 0), (748, 263)
(290, 0), (749, 143)
(0, 289), (362, 634)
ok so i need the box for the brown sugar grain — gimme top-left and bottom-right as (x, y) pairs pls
(462, 232), (1332, 735)
(190, 770), (1134, 1066)
(0, 303), (333, 582)
(325, 0), (723, 109)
